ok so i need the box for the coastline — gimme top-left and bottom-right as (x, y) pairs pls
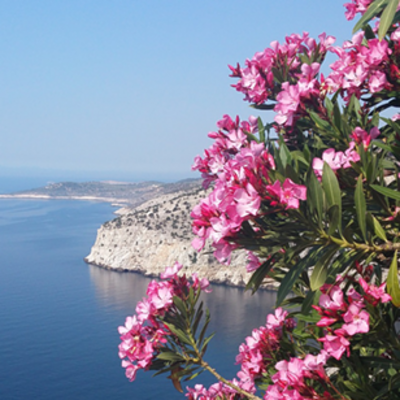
(84, 258), (278, 291)
(0, 194), (129, 206)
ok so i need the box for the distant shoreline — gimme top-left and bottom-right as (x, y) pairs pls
(0, 194), (128, 205)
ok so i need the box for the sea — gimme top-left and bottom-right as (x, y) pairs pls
(0, 177), (277, 400)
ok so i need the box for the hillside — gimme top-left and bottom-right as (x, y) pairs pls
(85, 185), (275, 288)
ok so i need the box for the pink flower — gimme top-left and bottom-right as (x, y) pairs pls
(312, 143), (360, 179)
(312, 148), (342, 177)
(319, 285), (345, 311)
(319, 334), (350, 360)
(246, 251), (262, 273)
(234, 183), (261, 218)
(160, 261), (183, 280)
(147, 281), (174, 310)
(369, 70), (387, 93)
(135, 298), (154, 322)
(303, 350), (329, 372)
(266, 179), (307, 209)
(274, 82), (301, 127)
(351, 127), (380, 148)
(273, 358), (305, 386)
(342, 303), (370, 336)
(121, 360), (140, 382)
(266, 307), (289, 331)
(359, 277), (392, 304)
(192, 273), (212, 293)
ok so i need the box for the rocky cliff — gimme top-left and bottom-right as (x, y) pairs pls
(85, 185), (271, 288)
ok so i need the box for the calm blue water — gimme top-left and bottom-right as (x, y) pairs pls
(0, 196), (276, 400)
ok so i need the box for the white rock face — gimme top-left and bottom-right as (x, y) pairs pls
(85, 186), (272, 288)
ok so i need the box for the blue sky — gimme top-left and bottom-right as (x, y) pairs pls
(0, 1), (355, 182)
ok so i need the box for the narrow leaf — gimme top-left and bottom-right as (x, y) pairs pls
(310, 246), (338, 291)
(322, 163), (341, 208)
(387, 251), (400, 307)
(307, 170), (323, 224)
(276, 262), (307, 306)
(301, 290), (320, 314)
(370, 184), (400, 201)
(353, 0), (387, 33)
(257, 117), (265, 143)
(355, 176), (367, 241)
(246, 257), (275, 292)
(276, 247), (319, 306)
(328, 205), (340, 236)
(372, 216), (388, 242)
(322, 163), (342, 233)
(379, 0), (399, 40)
(157, 351), (184, 362)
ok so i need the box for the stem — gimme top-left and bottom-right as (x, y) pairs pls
(319, 231), (400, 254)
(325, 375), (348, 400)
(184, 312), (263, 400)
(198, 359), (263, 400)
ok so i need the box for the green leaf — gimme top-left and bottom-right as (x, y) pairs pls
(200, 333), (215, 355)
(164, 323), (192, 345)
(372, 215), (388, 242)
(355, 176), (367, 242)
(387, 251), (400, 307)
(310, 246), (338, 291)
(257, 117), (265, 143)
(307, 170), (323, 225)
(156, 351), (184, 363)
(295, 311), (320, 323)
(191, 303), (204, 337)
(276, 247), (319, 306)
(271, 67), (284, 83)
(370, 184), (400, 201)
(353, 0), (387, 33)
(333, 102), (343, 133)
(309, 111), (332, 131)
(379, 0), (399, 40)
(362, 356), (400, 369)
(301, 290), (320, 314)
(325, 96), (333, 115)
(246, 257), (275, 292)
(173, 296), (188, 318)
(323, 163), (341, 208)
(328, 205), (340, 236)
(276, 262), (307, 307)
(322, 163), (342, 233)
(197, 309), (210, 348)
(279, 141), (291, 169)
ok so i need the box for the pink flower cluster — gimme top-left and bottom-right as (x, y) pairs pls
(344, 0), (373, 20)
(229, 33), (336, 130)
(265, 352), (332, 400)
(273, 62), (325, 128)
(186, 381), (243, 400)
(118, 262), (211, 382)
(325, 32), (392, 100)
(313, 277), (390, 361)
(192, 115), (307, 264)
(229, 33), (335, 106)
(344, 0), (400, 21)
(235, 308), (295, 392)
(312, 142), (360, 179)
(191, 115), (273, 263)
